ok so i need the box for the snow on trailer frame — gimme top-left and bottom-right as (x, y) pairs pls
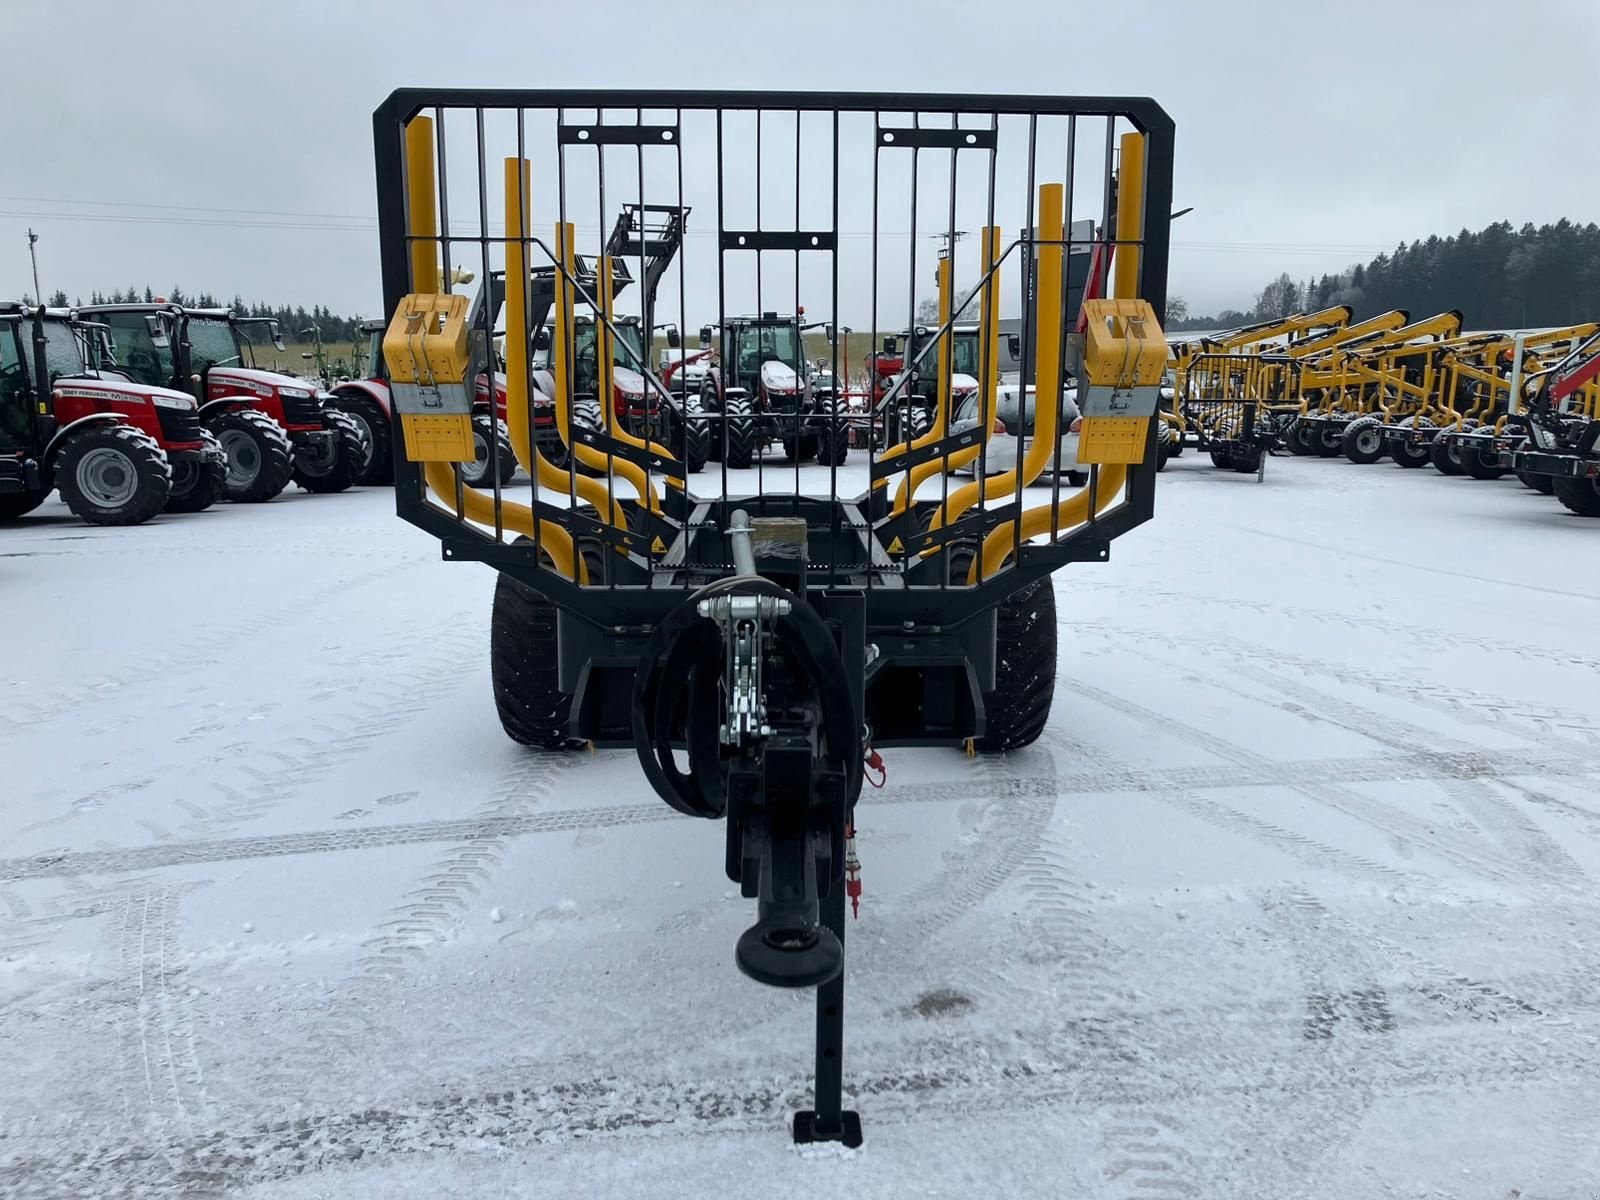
(374, 87), (1172, 1147)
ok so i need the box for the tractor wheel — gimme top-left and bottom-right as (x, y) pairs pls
(1064, 470), (1089, 487)
(815, 419), (850, 466)
(1429, 434), (1466, 476)
(293, 408), (370, 494)
(1231, 444), (1264, 474)
(1288, 420), (1317, 456)
(327, 394), (394, 486)
(1553, 474), (1600, 517)
(1341, 417), (1386, 464)
(1517, 469), (1556, 495)
(55, 424), (171, 526)
(1313, 424), (1344, 457)
(1157, 435), (1174, 471)
(679, 398), (709, 474)
(566, 397), (608, 477)
(490, 555), (583, 749)
(208, 409), (294, 502)
(462, 414), (518, 489)
(974, 575), (1057, 753)
(164, 433), (229, 514)
(1208, 445), (1234, 469)
(0, 489), (48, 520)
(1461, 444), (1508, 481)
(887, 405), (931, 447)
(722, 395), (757, 468)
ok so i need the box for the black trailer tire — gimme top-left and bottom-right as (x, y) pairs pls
(975, 575), (1057, 753)
(490, 562), (583, 749)
(462, 413), (518, 489)
(1461, 445), (1508, 481)
(208, 409), (294, 502)
(1517, 468), (1555, 495)
(722, 394), (757, 468)
(1553, 474), (1600, 517)
(1313, 424), (1344, 457)
(1341, 417), (1386, 464)
(164, 432), (229, 514)
(55, 424), (171, 526)
(1209, 445), (1234, 469)
(1064, 470), (1089, 487)
(1156, 435), (1173, 471)
(1429, 434), (1466, 476)
(0, 490), (49, 520)
(1288, 420), (1317, 456)
(1231, 444), (1264, 474)
(293, 408), (369, 493)
(1389, 421), (1433, 469)
(327, 393), (395, 486)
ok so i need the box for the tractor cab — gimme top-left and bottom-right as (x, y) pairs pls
(723, 314), (806, 395)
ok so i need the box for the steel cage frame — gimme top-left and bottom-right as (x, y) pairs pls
(374, 89), (1173, 631)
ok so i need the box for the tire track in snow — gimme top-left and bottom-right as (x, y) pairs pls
(10, 746), (1588, 885)
(1062, 675), (1533, 890)
(1108, 629), (1595, 891)
(0, 553), (428, 739)
(1071, 578), (1600, 675)
(5, 1005), (1588, 1200)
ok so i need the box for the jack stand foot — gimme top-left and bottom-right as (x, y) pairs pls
(792, 1109), (863, 1148)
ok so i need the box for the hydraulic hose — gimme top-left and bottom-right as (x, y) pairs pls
(631, 575), (864, 821)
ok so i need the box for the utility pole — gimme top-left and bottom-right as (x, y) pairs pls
(27, 229), (42, 303)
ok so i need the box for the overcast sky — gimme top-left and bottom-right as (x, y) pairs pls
(7, 0), (1597, 329)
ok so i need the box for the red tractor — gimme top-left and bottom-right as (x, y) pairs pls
(79, 302), (368, 502)
(0, 303), (227, 524)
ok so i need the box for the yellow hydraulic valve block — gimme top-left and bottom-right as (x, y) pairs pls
(383, 292), (477, 463)
(1076, 298), (1167, 464)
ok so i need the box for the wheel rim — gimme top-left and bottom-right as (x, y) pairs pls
(169, 459), (200, 495)
(297, 433), (338, 477)
(1357, 428), (1379, 455)
(75, 447), (139, 508)
(219, 429), (262, 487)
(463, 430), (490, 480)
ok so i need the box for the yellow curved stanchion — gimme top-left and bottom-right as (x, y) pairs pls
(889, 254), (957, 513)
(502, 159), (627, 534)
(402, 118), (581, 582)
(969, 463), (1129, 583)
(929, 187), (1067, 527)
(549, 219), (673, 517)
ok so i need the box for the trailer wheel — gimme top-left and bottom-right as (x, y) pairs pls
(164, 432), (229, 514)
(1461, 445), (1508, 481)
(56, 425), (172, 526)
(1553, 474), (1600, 517)
(722, 394), (757, 468)
(1230, 444), (1264, 473)
(491, 556), (583, 749)
(1388, 419), (1433, 468)
(327, 394), (395, 485)
(1209, 445), (1234, 469)
(1517, 468), (1555, 495)
(1429, 434), (1466, 476)
(1313, 425), (1343, 457)
(1341, 417), (1386, 464)
(1287, 420), (1316, 455)
(462, 414), (518, 489)
(208, 409), (294, 502)
(975, 575), (1056, 753)
(293, 409), (370, 493)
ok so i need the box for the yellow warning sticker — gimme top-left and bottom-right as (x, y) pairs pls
(650, 536), (668, 555)
(886, 536), (904, 555)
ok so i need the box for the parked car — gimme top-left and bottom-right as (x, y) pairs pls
(949, 376), (1086, 484)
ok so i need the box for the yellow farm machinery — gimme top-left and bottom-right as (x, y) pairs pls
(373, 89), (1171, 1144)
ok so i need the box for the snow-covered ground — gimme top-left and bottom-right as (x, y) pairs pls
(4, 454), (1599, 1199)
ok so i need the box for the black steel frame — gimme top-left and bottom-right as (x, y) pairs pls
(374, 89), (1171, 627)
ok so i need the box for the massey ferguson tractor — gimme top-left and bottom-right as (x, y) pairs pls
(0, 304), (226, 524)
(78, 302), (368, 502)
(699, 311), (847, 467)
(1504, 328), (1600, 516)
